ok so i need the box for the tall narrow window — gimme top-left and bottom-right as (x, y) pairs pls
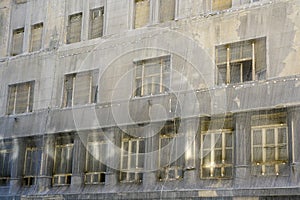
(134, 0), (150, 28)
(7, 81), (34, 115)
(63, 70), (98, 107)
(30, 23), (43, 52)
(89, 7), (104, 39)
(134, 56), (171, 97)
(53, 137), (74, 186)
(23, 146), (42, 186)
(120, 133), (145, 183)
(11, 28), (24, 56)
(159, 0), (175, 22)
(85, 133), (107, 184)
(200, 117), (233, 178)
(67, 13), (82, 44)
(216, 38), (266, 85)
(0, 149), (11, 186)
(158, 120), (184, 181)
(251, 112), (288, 176)
(212, 0), (232, 11)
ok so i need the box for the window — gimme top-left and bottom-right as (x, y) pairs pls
(159, 0), (176, 22)
(134, 0), (150, 28)
(85, 133), (107, 184)
(212, 0), (232, 11)
(0, 149), (11, 186)
(120, 132), (145, 183)
(251, 112), (288, 176)
(67, 13), (82, 44)
(53, 137), (74, 186)
(200, 117), (233, 178)
(158, 120), (184, 181)
(7, 81), (34, 115)
(23, 147), (42, 186)
(63, 70), (98, 107)
(216, 38), (266, 85)
(89, 7), (104, 39)
(11, 28), (24, 56)
(134, 56), (170, 97)
(30, 23), (43, 52)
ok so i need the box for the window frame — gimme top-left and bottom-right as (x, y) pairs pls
(159, 0), (176, 23)
(133, 0), (151, 29)
(23, 146), (42, 186)
(29, 22), (43, 52)
(89, 7), (104, 39)
(66, 12), (83, 44)
(0, 149), (12, 186)
(11, 27), (25, 56)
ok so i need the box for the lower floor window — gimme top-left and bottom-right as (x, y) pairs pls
(0, 149), (11, 186)
(23, 147), (42, 186)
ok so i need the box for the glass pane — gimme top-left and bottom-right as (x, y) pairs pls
(226, 133), (232, 147)
(217, 65), (226, 85)
(213, 167), (221, 177)
(202, 167), (210, 178)
(242, 60), (252, 82)
(253, 147), (262, 162)
(202, 134), (211, 150)
(278, 146), (288, 161)
(266, 129), (275, 145)
(253, 130), (262, 145)
(225, 149), (232, 163)
(215, 150), (222, 164)
(202, 151), (211, 166)
(214, 133), (222, 148)
(230, 63), (241, 83)
(266, 148), (275, 162)
(224, 167), (232, 177)
(278, 128), (287, 144)
(122, 156), (128, 170)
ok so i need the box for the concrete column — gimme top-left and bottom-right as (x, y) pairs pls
(70, 134), (86, 188)
(81, 0), (89, 41)
(9, 138), (26, 194)
(23, 0), (32, 53)
(105, 128), (118, 187)
(37, 135), (55, 192)
(234, 112), (251, 188)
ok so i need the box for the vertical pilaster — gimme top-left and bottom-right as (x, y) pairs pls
(105, 128), (118, 187)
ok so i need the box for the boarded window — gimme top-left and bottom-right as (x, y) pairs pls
(7, 81), (34, 115)
(201, 117), (233, 178)
(63, 70), (98, 107)
(134, 56), (171, 97)
(11, 28), (24, 56)
(30, 23), (43, 52)
(0, 149), (11, 186)
(251, 112), (288, 176)
(212, 0), (232, 11)
(158, 120), (184, 181)
(23, 147), (42, 186)
(89, 7), (104, 39)
(159, 0), (175, 22)
(134, 0), (150, 28)
(53, 137), (74, 185)
(120, 132), (145, 183)
(67, 13), (82, 44)
(85, 133), (107, 184)
(216, 38), (266, 85)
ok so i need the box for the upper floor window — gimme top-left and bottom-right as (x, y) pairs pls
(63, 70), (98, 107)
(7, 81), (34, 115)
(120, 132), (145, 183)
(30, 23), (43, 52)
(23, 145), (42, 186)
(11, 28), (24, 56)
(200, 116), (233, 178)
(158, 120), (184, 181)
(89, 7), (104, 39)
(67, 13), (82, 44)
(159, 0), (176, 22)
(53, 136), (74, 186)
(134, 56), (171, 97)
(134, 0), (150, 29)
(85, 133), (107, 184)
(0, 148), (12, 186)
(212, 0), (232, 11)
(251, 111), (288, 176)
(216, 37), (266, 85)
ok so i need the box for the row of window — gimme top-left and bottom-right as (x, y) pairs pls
(0, 110), (288, 186)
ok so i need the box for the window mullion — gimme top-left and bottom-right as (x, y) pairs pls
(127, 140), (132, 180)
(13, 86), (17, 114)
(141, 63), (145, 96)
(26, 83), (31, 113)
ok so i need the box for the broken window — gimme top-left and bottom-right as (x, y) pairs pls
(67, 13), (82, 44)
(53, 137), (74, 186)
(120, 133), (145, 183)
(30, 23), (43, 52)
(134, 56), (171, 97)
(134, 0), (150, 28)
(200, 117), (233, 178)
(0, 149), (11, 186)
(89, 7), (104, 39)
(7, 81), (34, 115)
(63, 70), (98, 107)
(251, 112), (288, 176)
(216, 38), (266, 85)
(158, 120), (184, 181)
(11, 28), (24, 56)
(159, 0), (176, 22)
(23, 146), (42, 186)
(212, 0), (232, 11)
(85, 133), (107, 184)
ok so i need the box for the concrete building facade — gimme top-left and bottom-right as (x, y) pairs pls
(0, 0), (300, 199)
